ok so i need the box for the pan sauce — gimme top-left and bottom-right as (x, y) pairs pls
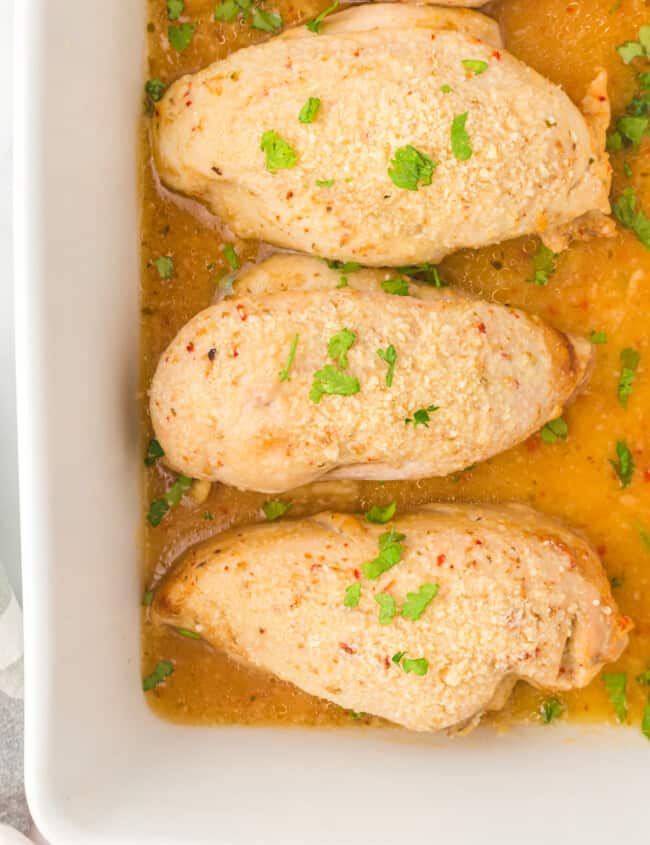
(141, 0), (650, 730)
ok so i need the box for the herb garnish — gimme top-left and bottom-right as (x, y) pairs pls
(327, 328), (356, 369)
(344, 583), (361, 608)
(451, 112), (472, 160)
(612, 187), (650, 250)
(392, 650), (406, 664)
(529, 242), (558, 286)
(405, 405), (439, 428)
(176, 627), (201, 639)
(540, 697), (564, 724)
(402, 657), (429, 676)
(375, 593), (397, 625)
(142, 590), (155, 606)
(603, 671), (628, 722)
(401, 583), (438, 621)
(364, 501), (397, 525)
(397, 263), (448, 288)
(168, 21), (196, 51)
(251, 7), (283, 30)
(590, 331), (608, 344)
(388, 145), (437, 191)
(299, 97), (321, 123)
(617, 26), (650, 64)
(154, 256), (174, 279)
(147, 474), (192, 526)
(223, 243), (239, 270)
(145, 79), (166, 113)
(279, 333), (299, 382)
(306, 0), (339, 33)
(377, 345), (397, 387)
(263, 499), (292, 521)
(260, 130), (297, 172)
(462, 59), (488, 75)
(642, 696), (650, 741)
(214, 0), (242, 21)
(144, 438), (165, 466)
(540, 416), (568, 445)
(167, 0), (184, 19)
(363, 528), (406, 579)
(637, 668), (650, 685)
(316, 179), (334, 187)
(381, 277), (410, 296)
(309, 365), (360, 403)
(618, 347), (640, 407)
(142, 660), (174, 691)
(441, 84), (453, 94)
(610, 440), (634, 488)
(326, 259), (362, 272)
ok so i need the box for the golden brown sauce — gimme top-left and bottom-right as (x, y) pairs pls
(141, 0), (650, 730)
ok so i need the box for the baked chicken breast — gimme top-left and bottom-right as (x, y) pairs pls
(152, 3), (612, 266)
(150, 254), (592, 493)
(152, 503), (629, 732)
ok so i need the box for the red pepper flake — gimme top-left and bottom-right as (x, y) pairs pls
(598, 95), (606, 102)
(310, 563), (322, 572)
(353, 568), (361, 580)
(353, 50), (360, 57)
(185, 100), (192, 107)
(232, 346), (239, 358)
(643, 468), (650, 482)
(236, 304), (248, 322)
(437, 554), (446, 566)
(340, 642), (357, 655)
(474, 539), (483, 546)
(477, 322), (486, 334)
(430, 33), (436, 40)
(286, 191), (294, 200)
(186, 342), (195, 353)
(492, 50), (502, 60)
(383, 655), (390, 669)
(597, 544), (607, 558)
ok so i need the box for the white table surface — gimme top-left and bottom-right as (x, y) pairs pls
(1, 0), (21, 603)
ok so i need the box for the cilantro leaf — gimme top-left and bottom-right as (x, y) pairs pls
(260, 130), (297, 172)
(377, 345), (397, 387)
(176, 627), (201, 639)
(643, 695), (650, 741)
(528, 242), (558, 286)
(306, 0), (339, 33)
(214, 0), (240, 21)
(401, 582), (438, 621)
(142, 660), (174, 691)
(144, 438), (165, 466)
(603, 672), (628, 722)
(540, 697), (564, 724)
(364, 500), (397, 524)
(397, 263), (447, 287)
(309, 365), (360, 403)
(223, 243), (239, 270)
(252, 8), (283, 31)
(344, 583), (361, 608)
(154, 256), (174, 279)
(299, 97), (321, 123)
(325, 259), (362, 272)
(375, 593), (397, 625)
(147, 474), (192, 526)
(590, 331), (608, 344)
(327, 328), (356, 369)
(279, 333), (299, 382)
(610, 439), (634, 487)
(392, 650), (406, 664)
(617, 40), (645, 64)
(381, 277), (410, 296)
(612, 187), (650, 249)
(451, 112), (472, 161)
(263, 499), (292, 521)
(167, 0), (184, 20)
(336, 275), (348, 287)
(388, 145), (437, 191)
(540, 416), (568, 445)
(617, 114), (649, 147)
(462, 59), (488, 75)
(402, 657), (429, 676)
(142, 590), (155, 606)
(168, 21), (196, 51)
(405, 404), (439, 428)
(316, 179), (334, 187)
(441, 84), (453, 94)
(618, 347), (640, 407)
(145, 79), (166, 103)
(637, 668), (650, 685)
(362, 528), (406, 580)
(610, 575), (624, 589)
(639, 526), (650, 552)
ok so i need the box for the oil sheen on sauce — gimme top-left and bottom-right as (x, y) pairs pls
(141, 0), (650, 731)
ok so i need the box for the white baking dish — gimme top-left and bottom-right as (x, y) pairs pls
(14, 1), (648, 842)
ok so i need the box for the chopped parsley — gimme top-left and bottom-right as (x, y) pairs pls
(326, 259), (362, 272)
(350, 710), (367, 720)
(388, 145), (437, 191)
(624, 160), (634, 178)
(540, 697), (564, 724)
(590, 330), (608, 344)
(223, 243), (239, 270)
(603, 671), (628, 722)
(643, 696), (650, 741)
(639, 525), (650, 552)
(168, 21), (196, 51)
(362, 528), (406, 580)
(306, 0), (339, 33)
(279, 333), (299, 382)
(528, 242), (558, 286)
(618, 347), (640, 407)
(617, 26), (650, 64)
(299, 97), (321, 123)
(377, 345), (397, 387)
(144, 438), (165, 466)
(401, 582), (438, 621)
(364, 500), (397, 525)
(263, 499), (292, 521)
(176, 627), (201, 639)
(440, 84), (453, 94)
(405, 404), (439, 428)
(637, 668), (650, 685)
(402, 657), (429, 676)
(392, 650), (406, 664)
(214, 0), (241, 21)
(203, 511), (214, 520)
(540, 416), (568, 445)
(145, 78), (166, 104)
(617, 115), (648, 147)
(344, 583), (361, 608)
(142, 590), (155, 606)
(167, 0), (184, 19)
(147, 474), (192, 526)
(251, 7), (283, 30)
(154, 255), (174, 279)
(260, 130), (297, 172)
(142, 660), (174, 691)
(462, 59), (488, 75)
(375, 593), (397, 625)
(610, 575), (624, 589)
(610, 439), (634, 488)
(612, 187), (650, 250)
(309, 365), (360, 403)
(336, 275), (348, 287)
(397, 263), (447, 287)
(316, 179), (334, 187)
(381, 277), (410, 296)
(450, 112), (472, 161)
(327, 328), (356, 369)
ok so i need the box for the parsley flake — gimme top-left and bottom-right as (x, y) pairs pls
(251, 8), (283, 30)
(440, 84), (453, 94)
(223, 243), (239, 270)
(167, 0), (184, 20)
(462, 59), (488, 75)
(142, 590), (155, 607)
(364, 500), (397, 525)
(540, 697), (564, 724)
(279, 333), (299, 382)
(639, 526), (650, 552)
(154, 256), (174, 279)
(344, 583), (361, 608)
(327, 328), (356, 369)
(377, 345), (397, 387)
(637, 668), (650, 685)
(144, 438), (165, 466)
(381, 277), (410, 296)
(168, 21), (196, 51)
(299, 97), (321, 123)
(392, 650), (406, 664)
(405, 404), (439, 428)
(363, 528), (406, 580)
(336, 275), (348, 288)
(618, 347), (640, 407)
(325, 259), (362, 272)
(540, 416), (568, 445)
(316, 179), (334, 187)
(402, 657), (429, 676)
(147, 474), (192, 526)
(309, 365), (360, 403)
(590, 331), (608, 344)
(397, 263), (447, 287)
(388, 145), (436, 191)
(529, 242), (558, 286)
(401, 582), (438, 621)
(143, 660), (174, 691)
(145, 79), (166, 103)
(176, 627), (201, 639)
(603, 671), (628, 722)
(260, 130), (297, 172)
(306, 0), (339, 33)
(617, 114), (649, 147)
(214, 0), (241, 21)
(612, 187), (650, 250)
(375, 593), (397, 625)
(610, 575), (624, 589)
(451, 112), (472, 161)
(617, 26), (650, 64)
(610, 440), (634, 488)
(263, 499), (292, 521)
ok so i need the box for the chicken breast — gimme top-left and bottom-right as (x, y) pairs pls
(152, 3), (612, 266)
(150, 254), (592, 493)
(152, 503), (629, 732)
